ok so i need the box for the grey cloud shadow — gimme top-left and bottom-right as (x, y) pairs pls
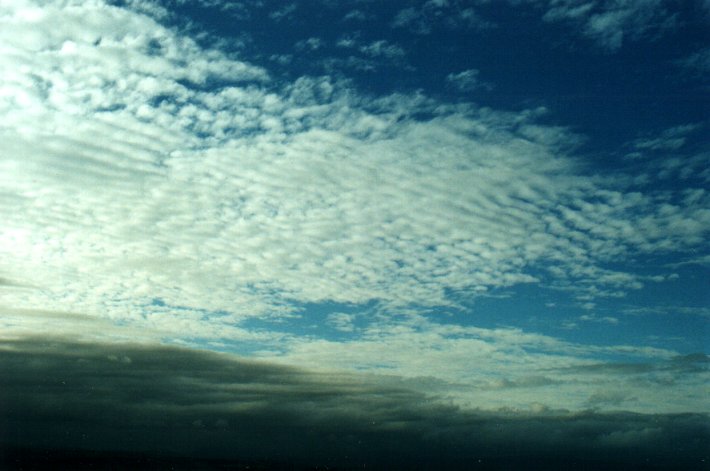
(0, 336), (707, 470)
(0, 276), (32, 289)
(0, 277), (16, 287)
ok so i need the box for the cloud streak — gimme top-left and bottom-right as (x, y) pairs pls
(538, 0), (678, 50)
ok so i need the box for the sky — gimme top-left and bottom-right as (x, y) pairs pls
(0, 0), (709, 469)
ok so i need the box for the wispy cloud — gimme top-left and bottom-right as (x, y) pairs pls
(359, 40), (406, 59)
(633, 123), (702, 151)
(333, 37), (408, 70)
(392, 1), (491, 34)
(446, 69), (493, 92)
(326, 312), (358, 332)
(677, 46), (710, 74)
(539, 0), (678, 50)
(269, 2), (297, 21)
(343, 9), (368, 22)
(579, 314), (619, 324)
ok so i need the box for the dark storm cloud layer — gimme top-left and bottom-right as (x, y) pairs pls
(1, 338), (707, 470)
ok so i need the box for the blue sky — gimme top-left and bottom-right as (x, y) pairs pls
(0, 0), (709, 418)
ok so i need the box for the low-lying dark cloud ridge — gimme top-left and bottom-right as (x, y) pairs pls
(1, 337), (707, 470)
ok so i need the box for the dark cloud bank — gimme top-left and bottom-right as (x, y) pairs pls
(1, 337), (707, 470)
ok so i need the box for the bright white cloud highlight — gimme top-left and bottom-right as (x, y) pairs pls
(0, 0), (708, 413)
(2, 0), (708, 326)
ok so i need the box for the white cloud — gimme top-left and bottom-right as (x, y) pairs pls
(633, 123), (701, 151)
(623, 305), (710, 319)
(330, 37), (409, 71)
(666, 254), (710, 268)
(359, 40), (405, 59)
(392, 7), (423, 31)
(266, 312), (705, 413)
(343, 9), (367, 21)
(0, 0), (708, 414)
(326, 312), (357, 332)
(446, 69), (492, 92)
(1, 0), (706, 322)
(269, 2), (297, 21)
(538, 0), (677, 50)
(295, 37), (324, 51)
(579, 314), (619, 324)
(677, 46), (710, 73)
(392, 1), (491, 34)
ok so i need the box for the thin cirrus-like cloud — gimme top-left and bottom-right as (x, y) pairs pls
(446, 68), (493, 92)
(389, 0), (679, 49)
(392, 1), (492, 34)
(539, 0), (679, 50)
(677, 46), (710, 74)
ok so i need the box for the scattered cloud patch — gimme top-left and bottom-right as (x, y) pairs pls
(295, 37), (324, 51)
(326, 312), (358, 332)
(393, 7), (429, 33)
(343, 9), (368, 21)
(633, 123), (702, 151)
(445, 69), (493, 92)
(622, 305), (710, 319)
(337, 37), (406, 59)
(666, 254), (710, 268)
(269, 2), (297, 21)
(539, 0), (678, 50)
(677, 46), (710, 74)
(359, 40), (406, 59)
(392, 1), (491, 34)
(580, 314), (619, 324)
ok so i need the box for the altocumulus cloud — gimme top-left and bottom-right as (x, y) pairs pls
(1, 336), (708, 470)
(2, 0), (708, 326)
(0, 2), (709, 468)
(1, 0), (709, 417)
